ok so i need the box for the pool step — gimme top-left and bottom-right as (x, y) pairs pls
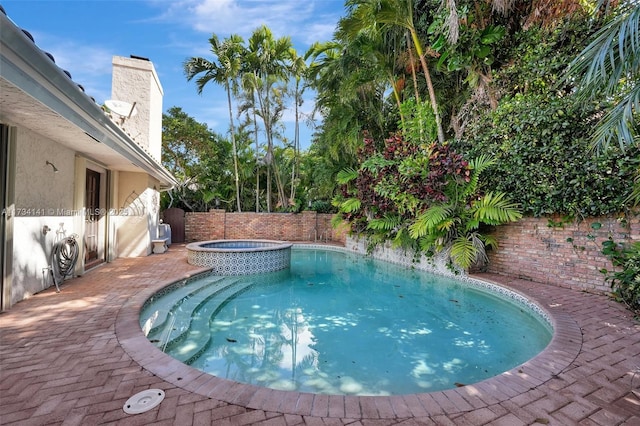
(142, 276), (239, 345)
(150, 277), (244, 351)
(163, 279), (256, 363)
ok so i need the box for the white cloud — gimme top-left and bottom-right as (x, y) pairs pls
(302, 22), (338, 45)
(161, 0), (339, 51)
(188, 0), (314, 37)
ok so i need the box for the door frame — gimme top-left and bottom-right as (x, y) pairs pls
(84, 162), (107, 269)
(1, 124), (16, 312)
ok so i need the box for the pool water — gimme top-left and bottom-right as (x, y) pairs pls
(141, 248), (552, 396)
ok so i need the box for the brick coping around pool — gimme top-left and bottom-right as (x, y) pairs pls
(116, 246), (582, 419)
(3, 243), (639, 424)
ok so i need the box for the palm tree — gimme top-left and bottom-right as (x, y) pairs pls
(238, 72), (263, 212)
(306, 40), (388, 163)
(288, 49), (308, 204)
(407, 155), (522, 269)
(337, 13), (408, 125)
(184, 34), (245, 212)
(565, 1), (640, 150)
(562, 1), (640, 205)
(243, 26), (293, 211)
(344, 0), (446, 142)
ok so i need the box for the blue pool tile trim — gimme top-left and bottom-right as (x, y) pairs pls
(187, 240), (292, 274)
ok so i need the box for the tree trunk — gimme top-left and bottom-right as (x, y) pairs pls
(225, 80), (242, 212)
(406, 32), (421, 102)
(290, 85), (299, 203)
(253, 92), (260, 212)
(410, 29), (445, 144)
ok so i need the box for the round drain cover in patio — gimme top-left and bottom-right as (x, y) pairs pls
(123, 389), (165, 414)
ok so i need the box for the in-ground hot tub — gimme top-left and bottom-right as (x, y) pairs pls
(186, 239), (293, 275)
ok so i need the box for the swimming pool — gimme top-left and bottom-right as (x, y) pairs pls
(140, 247), (552, 396)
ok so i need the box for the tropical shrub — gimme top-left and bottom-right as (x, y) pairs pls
(334, 102), (522, 270)
(407, 154), (522, 269)
(492, 21), (595, 99)
(309, 200), (335, 214)
(601, 238), (640, 316)
(457, 93), (640, 217)
(454, 16), (640, 218)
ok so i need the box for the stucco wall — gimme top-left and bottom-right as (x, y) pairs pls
(111, 56), (163, 161)
(11, 128), (80, 303)
(9, 136), (162, 303)
(14, 128), (75, 209)
(12, 218), (77, 303)
(115, 171), (160, 257)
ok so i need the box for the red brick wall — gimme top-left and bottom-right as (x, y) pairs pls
(486, 214), (639, 293)
(184, 210), (225, 242)
(185, 210), (638, 294)
(185, 210), (348, 244)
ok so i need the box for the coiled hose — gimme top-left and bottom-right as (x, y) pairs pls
(50, 234), (79, 292)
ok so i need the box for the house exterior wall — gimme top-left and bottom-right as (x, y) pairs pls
(183, 210), (348, 244)
(115, 171), (161, 257)
(14, 128), (76, 209)
(0, 9), (175, 310)
(11, 128), (79, 304)
(8, 128), (163, 304)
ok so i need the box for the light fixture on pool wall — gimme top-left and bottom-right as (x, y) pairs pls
(45, 160), (59, 173)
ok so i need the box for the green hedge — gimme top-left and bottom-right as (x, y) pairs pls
(455, 93), (639, 217)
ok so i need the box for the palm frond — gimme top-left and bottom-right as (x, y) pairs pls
(481, 234), (499, 250)
(336, 167), (359, 184)
(418, 234), (440, 252)
(472, 192), (523, 225)
(590, 82), (640, 150)
(464, 154), (496, 197)
(450, 234), (482, 270)
(392, 227), (413, 249)
(468, 154), (496, 175)
(367, 214), (402, 231)
(340, 197), (362, 213)
(563, 5), (640, 149)
(464, 218), (481, 232)
(331, 213), (345, 228)
(409, 204), (452, 239)
(450, 232), (489, 269)
(437, 218), (456, 232)
(568, 5), (640, 99)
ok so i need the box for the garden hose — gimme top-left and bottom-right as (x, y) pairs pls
(50, 234), (79, 292)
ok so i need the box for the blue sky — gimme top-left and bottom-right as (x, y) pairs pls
(3, 0), (346, 150)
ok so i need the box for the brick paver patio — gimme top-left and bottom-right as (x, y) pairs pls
(1, 244), (639, 425)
